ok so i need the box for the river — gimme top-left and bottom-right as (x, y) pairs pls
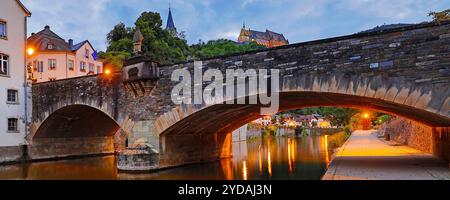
(0, 133), (348, 180)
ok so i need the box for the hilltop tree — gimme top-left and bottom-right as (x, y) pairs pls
(429, 9), (450, 22)
(98, 51), (132, 71)
(107, 23), (134, 45)
(189, 39), (265, 60)
(105, 11), (189, 65)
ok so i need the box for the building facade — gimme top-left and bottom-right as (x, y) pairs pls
(27, 26), (103, 83)
(0, 0), (31, 162)
(238, 25), (289, 48)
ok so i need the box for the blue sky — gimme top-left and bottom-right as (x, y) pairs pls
(22, 0), (448, 51)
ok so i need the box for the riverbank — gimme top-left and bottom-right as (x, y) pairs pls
(322, 130), (450, 180)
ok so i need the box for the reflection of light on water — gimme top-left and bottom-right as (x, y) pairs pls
(288, 138), (297, 174)
(267, 148), (272, 177)
(325, 135), (329, 165)
(258, 145), (262, 176)
(291, 139), (296, 172)
(242, 161), (248, 180)
(288, 139), (292, 173)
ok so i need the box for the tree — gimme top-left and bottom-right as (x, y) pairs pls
(105, 12), (189, 65)
(107, 38), (133, 53)
(98, 51), (131, 71)
(189, 39), (265, 60)
(286, 107), (358, 127)
(429, 9), (450, 22)
(107, 23), (134, 45)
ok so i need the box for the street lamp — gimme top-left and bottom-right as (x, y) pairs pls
(363, 112), (370, 119)
(27, 47), (34, 56)
(104, 69), (111, 75)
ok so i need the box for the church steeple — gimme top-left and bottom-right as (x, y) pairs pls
(166, 6), (177, 35)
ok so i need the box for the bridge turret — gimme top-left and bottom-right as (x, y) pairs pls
(122, 56), (160, 97)
(123, 29), (160, 96)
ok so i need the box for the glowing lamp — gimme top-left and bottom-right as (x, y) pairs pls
(104, 69), (111, 75)
(363, 113), (370, 119)
(27, 48), (34, 56)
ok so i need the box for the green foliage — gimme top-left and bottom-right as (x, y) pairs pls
(98, 51), (132, 70)
(107, 23), (134, 45)
(106, 12), (189, 65)
(107, 38), (133, 53)
(375, 114), (392, 125)
(287, 107), (359, 127)
(189, 39), (265, 60)
(295, 126), (304, 136)
(343, 125), (352, 135)
(264, 125), (277, 137)
(327, 131), (351, 150)
(429, 9), (450, 22)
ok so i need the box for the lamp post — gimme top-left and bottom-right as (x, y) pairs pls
(27, 47), (34, 56)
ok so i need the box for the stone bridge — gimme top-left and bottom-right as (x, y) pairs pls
(30, 21), (450, 168)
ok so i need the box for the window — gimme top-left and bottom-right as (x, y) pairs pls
(7, 89), (18, 103)
(89, 63), (94, 73)
(0, 21), (6, 38)
(7, 118), (18, 132)
(97, 66), (101, 74)
(85, 49), (90, 58)
(49, 78), (56, 81)
(48, 59), (57, 70)
(34, 61), (44, 72)
(68, 60), (74, 71)
(80, 61), (86, 71)
(0, 54), (8, 75)
(47, 43), (54, 50)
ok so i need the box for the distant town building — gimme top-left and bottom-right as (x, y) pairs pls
(166, 7), (177, 36)
(27, 25), (103, 83)
(293, 114), (331, 128)
(253, 116), (272, 126)
(238, 24), (289, 48)
(0, 0), (31, 157)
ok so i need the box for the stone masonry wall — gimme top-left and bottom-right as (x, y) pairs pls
(0, 146), (23, 164)
(28, 137), (114, 160)
(380, 118), (433, 153)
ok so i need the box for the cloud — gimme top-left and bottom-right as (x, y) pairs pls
(21, 0), (448, 51)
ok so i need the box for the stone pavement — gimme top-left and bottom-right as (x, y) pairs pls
(322, 130), (450, 180)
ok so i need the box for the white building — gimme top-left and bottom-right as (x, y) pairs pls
(0, 0), (31, 162)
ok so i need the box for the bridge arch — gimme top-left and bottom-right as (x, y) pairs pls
(32, 104), (121, 138)
(155, 74), (450, 136)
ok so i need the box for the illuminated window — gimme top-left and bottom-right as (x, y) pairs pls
(80, 61), (86, 71)
(34, 61), (44, 72)
(48, 59), (57, 70)
(68, 60), (74, 71)
(89, 63), (94, 73)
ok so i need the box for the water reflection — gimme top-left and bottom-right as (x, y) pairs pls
(0, 134), (346, 180)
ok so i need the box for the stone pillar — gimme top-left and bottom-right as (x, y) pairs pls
(159, 132), (232, 168)
(432, 127), (450, 163)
